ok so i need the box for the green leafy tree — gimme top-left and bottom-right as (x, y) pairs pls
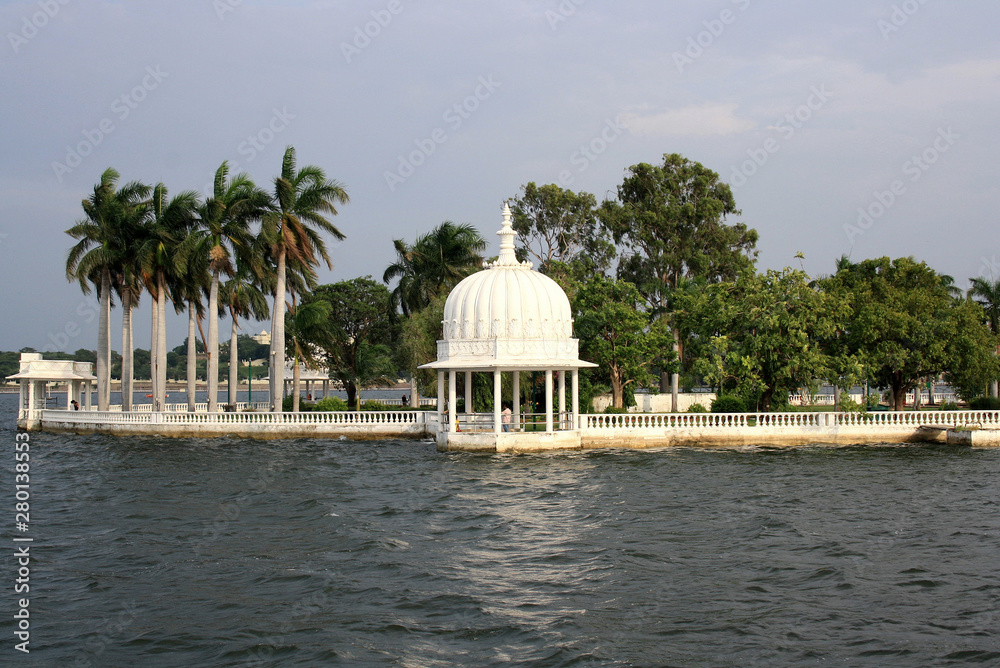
(599, 153), (758, 403)
(285, 298), (331, 412)
(383, 222), (485, 406)
(679, 268), (847, 411)
(261, 146), (348, 412)
(823, 257), (960, 410)
(507, 183), (614, 273)
(307, 277), (395, 409)
(574, 275), (672, 409)
(397, 295), (446, 400)
(968, 275), (1000, 396)
(943, 298), (1000, 401)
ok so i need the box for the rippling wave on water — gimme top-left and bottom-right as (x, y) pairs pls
(2, 395), (998, 667)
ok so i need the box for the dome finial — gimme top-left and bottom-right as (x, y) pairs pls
(490, 202), (532, 269)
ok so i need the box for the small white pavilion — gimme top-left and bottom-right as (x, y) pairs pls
(420, 204), (597, 452)
(9, 353), (95, 429)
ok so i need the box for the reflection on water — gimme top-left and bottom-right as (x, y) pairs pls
(2, 395), (998, 666)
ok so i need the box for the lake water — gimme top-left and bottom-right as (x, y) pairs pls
(2, 393), (999, 666)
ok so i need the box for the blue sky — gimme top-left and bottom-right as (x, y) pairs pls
(1, 0), (998, 352)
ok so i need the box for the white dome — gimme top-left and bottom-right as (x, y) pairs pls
(443, 205), (572, 341)
(424, 204), (595, 370)
(443, 262), (572, 341)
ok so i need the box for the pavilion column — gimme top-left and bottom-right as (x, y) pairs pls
(66, 381), (74, 410)
(448, 369), (457, 432)
(572, 369), (580, 430)
(85, 381), (93, 411)
(545, 369), (553, 433)
(493, 369), (502, 434)
(465, 371), (473, 414)
(437, 370), (445, 431)
(305, 380), (311, 400)
(512, 371), (520, 432)
(323, 380), (329, 399)
(28, 380), (38, 419)
(26, 381), (36, 420)
(558, 370), (566, 430)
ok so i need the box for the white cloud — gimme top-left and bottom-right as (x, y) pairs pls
(621, 103), (755, 138)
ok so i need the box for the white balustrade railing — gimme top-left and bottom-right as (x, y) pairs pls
(160, 410), (423, 426)
(41, 408), (425, 428)
(583, 411), (1000, 431)
(31, 407), (1000, 437)
(106, 402), (270, 413)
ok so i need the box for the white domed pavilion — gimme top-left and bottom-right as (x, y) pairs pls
(420, 204), (597, 452)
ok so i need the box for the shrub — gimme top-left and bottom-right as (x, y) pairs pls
(281, 396), (316, 411)
(938, 401), (960, 411)
(603, 406), (628, 414)
(687, 403), (707, 413)
(711, 396), (745, 413)
(314, 396), (348, 411)
(969, 396), (1000, 410)
(838, 395), (865, 413)
(361, 399), (389, 411)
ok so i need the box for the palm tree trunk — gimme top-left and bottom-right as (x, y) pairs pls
(157, 275), (168, 411)
(151, 292), (159, 408)
(271, 249), (287, 412)
(229, 317), (239, 407)
(293, 351), (301, 412)
(207, 271), (219, 412)
(97, 268), (111, 412)
(121, 291), (133, 412)
(187, 302), (197, 412)
(670, 328), (681, 412)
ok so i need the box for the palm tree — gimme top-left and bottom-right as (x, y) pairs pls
(174, 231), (212, 411)
(197, 162), (270, 412)
(137, 184), (199, 411)
(384, 222), (486, 315)
(113, 190), (153, 413)
(261, 146), (349, 413)
(383, 222), (485, 406)
(285, 298), (331, 412)
(66, 168), (150, 411)
(969, 276), (1000, 397)
(221, 261), (270, 407)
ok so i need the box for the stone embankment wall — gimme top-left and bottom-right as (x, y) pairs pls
(22, 408), (1000, 448)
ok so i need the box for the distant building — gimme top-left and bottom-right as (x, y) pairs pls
(251, 330), (271, 346)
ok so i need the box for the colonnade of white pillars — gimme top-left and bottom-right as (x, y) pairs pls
(435, 369), (581, 434)
(281, 379), (331, 401)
